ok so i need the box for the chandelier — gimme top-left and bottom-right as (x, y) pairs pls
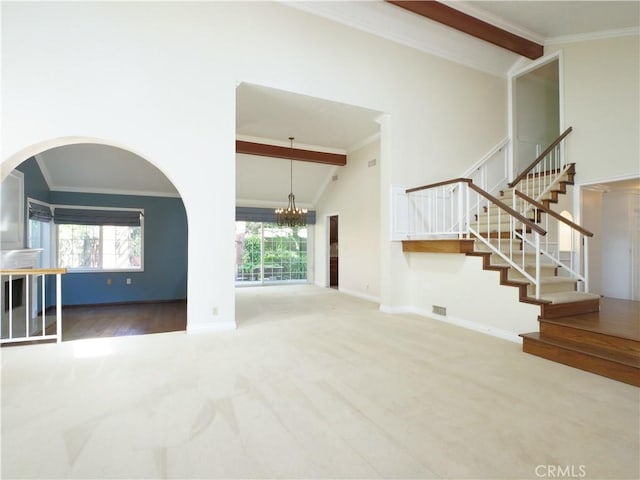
(275, 137), (308, 227)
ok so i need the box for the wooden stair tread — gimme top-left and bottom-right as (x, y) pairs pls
(521, 332), (640, 368)
(539, 298), (640, 341)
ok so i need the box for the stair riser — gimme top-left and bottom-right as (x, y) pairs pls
(527, 281), (576, 296)
(522, 337), (640, 387)
(507, 266), (557, 280)
(540, 299), (600, 319)
(507, 174), (572, 191)
(540, 323), (640, 355)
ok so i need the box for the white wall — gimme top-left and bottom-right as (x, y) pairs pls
(315, 140), (381, 300)
(580, 188), (604, 295)
(549, 35), (639, 184)
(2, 2), (508, 332)
(404, 253), (540, 339)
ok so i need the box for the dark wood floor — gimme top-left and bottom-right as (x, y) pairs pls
(58, 301), (187, 341)
(1, 301), (187, 345)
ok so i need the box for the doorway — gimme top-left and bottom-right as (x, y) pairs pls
(511, 55), (561, 176)
(581, 178), (640, 300)
(329, 215), (339, 289)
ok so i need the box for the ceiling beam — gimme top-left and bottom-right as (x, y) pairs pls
(236, 140), (347, 166)
(386, 1), (544, 60)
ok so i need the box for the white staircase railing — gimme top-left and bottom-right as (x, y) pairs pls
(463, 137), (510, 196)
(514, 190), (592, 292)
(508, 127), (573, 202)
(403, 179), (547, 298)
(394, 127), (586, 300)
(0, 268), (66, 344)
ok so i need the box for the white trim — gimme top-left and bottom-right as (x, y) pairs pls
(443, 0), (545, 45)
(311, 165), (339, 207)
(34, 153), (54, 190)
(0, 170), (25, 250)
(379, 304), (522, 344)
(508, 51), (564, 179)
(577, 173), (640, 188)
(187, 320), (236, 334)
(49, 185), (181, 198)
(509, 50), (562, 80)
(546, 26), (640, 46)
(338, 287), (380, 304)
(347, 132), (381, 153)
(25, 197), (51, 209)
(284, 0), (510, 78)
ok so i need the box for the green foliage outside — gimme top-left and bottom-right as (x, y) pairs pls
(237, 222), (307, 281)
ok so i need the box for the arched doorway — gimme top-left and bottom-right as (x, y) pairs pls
(1, 139), (188, 342)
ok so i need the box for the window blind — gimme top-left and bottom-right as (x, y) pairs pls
(54, 208), (142, 226)
(28, 201), (53, 223)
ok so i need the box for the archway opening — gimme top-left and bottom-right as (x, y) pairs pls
(1, 140), (188, 343)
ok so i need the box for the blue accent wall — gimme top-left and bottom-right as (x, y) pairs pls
(15, 158), (188, 306)
(50, 191), (188, 305)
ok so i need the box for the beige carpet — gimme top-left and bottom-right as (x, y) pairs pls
(2, 285), (638, 479)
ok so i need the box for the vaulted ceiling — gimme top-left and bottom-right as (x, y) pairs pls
(28, 1), (639, 204)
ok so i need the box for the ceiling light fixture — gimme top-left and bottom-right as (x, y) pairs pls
(275, 137), (307, 227)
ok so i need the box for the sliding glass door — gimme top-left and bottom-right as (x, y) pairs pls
(235, 221), (308, 285)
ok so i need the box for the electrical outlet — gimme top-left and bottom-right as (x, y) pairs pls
(106, 278), (112, 285)
(212, 307), (218, 315)
(126, 278), (132, 285)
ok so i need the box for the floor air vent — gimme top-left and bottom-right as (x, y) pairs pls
(432, 305), (447, 316)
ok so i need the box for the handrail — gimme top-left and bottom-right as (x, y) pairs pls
(0, 268), (67, 275)
(467, 183), (547, 236)
(514, 191), (594, 237)
(509, 126), (573, 188)
(460, 137), (510, 178)
(406, 178), (471, 194)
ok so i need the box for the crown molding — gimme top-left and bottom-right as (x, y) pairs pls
(348, 132), (381, 153)
(387, 1), (543, 59)
(546, 26), (640, 46)
(34, 153), (54, 190)
(49, 185), (181, 198)
(283, 0), (514, 78)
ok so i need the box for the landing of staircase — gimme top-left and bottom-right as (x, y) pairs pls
(540, 297), (639, 340)
(521, 297), (640, 387)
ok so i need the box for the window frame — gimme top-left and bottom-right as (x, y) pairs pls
(54, 204), (144, 273)
(235, 221), (309, 286)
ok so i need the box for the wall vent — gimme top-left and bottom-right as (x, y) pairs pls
(432, 305), (447, 316)
(368, 158), (377, 168)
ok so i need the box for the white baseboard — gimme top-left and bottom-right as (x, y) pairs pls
(338, 287), (380, 304)
(379, 304), (413, 315)
(379, 304), (522, 344)
(187, 320), (236, 334)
